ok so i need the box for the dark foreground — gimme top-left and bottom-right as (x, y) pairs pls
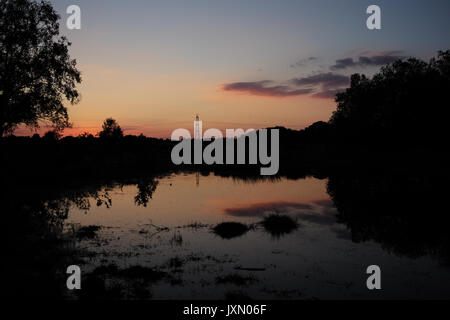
(2, 135), (450, 300)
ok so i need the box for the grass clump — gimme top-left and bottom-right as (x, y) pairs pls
(212, 222), (249, 239)
(261, 214), (298, 238)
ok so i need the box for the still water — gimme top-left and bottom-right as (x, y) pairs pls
(65, 173), (450, 299)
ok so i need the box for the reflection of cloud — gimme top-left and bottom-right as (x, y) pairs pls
(223, 201), (314, 217)
(330, 225), (352, 240)
(223, 199), (338, 226)
(222, 199), (352, 240)
(295, 211), (336, 225)
(222, 81), (313, 97)
(312, 199), (335, 208)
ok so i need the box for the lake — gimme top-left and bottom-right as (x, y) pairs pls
(58, 172), (450, 299)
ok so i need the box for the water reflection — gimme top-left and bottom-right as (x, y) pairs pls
(3, 184), (114, 297)
(328, 172), (450, 264)
(134, 177), (159, 207)
(223, 201), (315, 217)
(3, 171), (450, 299)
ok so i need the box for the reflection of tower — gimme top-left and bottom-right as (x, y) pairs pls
(194, 113), (201, 140)
(194, 116), (200, 186)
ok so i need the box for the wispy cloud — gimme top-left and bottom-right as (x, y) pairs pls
(222, 73), (349, 100)
(331, 52), (405, 70)
(290, 56), (318, 68)
(222, 50), (404, 100)
(222, 80), (313, 97)
(291, 72), (349, 89)
(290, 72), (349, 99)
(312, 88), (346, 99)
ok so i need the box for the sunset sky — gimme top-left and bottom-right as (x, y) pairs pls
(18, 0), (450, 137)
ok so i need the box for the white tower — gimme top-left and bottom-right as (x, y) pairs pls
(194, 113), (201, 140)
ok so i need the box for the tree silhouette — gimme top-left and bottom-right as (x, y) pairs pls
(43, 129), (61, 141)
(329, 50), (450, 145)
(0, 0), (81, 136)
(98, 118), (123, 139)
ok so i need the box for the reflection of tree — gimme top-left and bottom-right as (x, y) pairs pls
(2, 174), (164, 297)
(70, 188), (112, 211)
(134, 178), (159, 207)
(327, 172), (450, 264)
(4, 193), (74, 297)
(2, 182), (116, 297)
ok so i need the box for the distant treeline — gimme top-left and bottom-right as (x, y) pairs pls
(1, 124), (448, 186)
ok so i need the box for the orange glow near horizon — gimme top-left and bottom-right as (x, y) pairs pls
(12, 61), (336, 138)
(13, 51), (337, 138)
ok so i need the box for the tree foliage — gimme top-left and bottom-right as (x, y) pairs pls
(329, 50), (450, 144)
(0, 0), (81, 136)
(98, 118), (123, 139)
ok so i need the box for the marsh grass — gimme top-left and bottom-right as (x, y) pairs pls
(169, 231), (183, 246)
(212, 222), (250, 239)
(261, 214), (298, 238)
